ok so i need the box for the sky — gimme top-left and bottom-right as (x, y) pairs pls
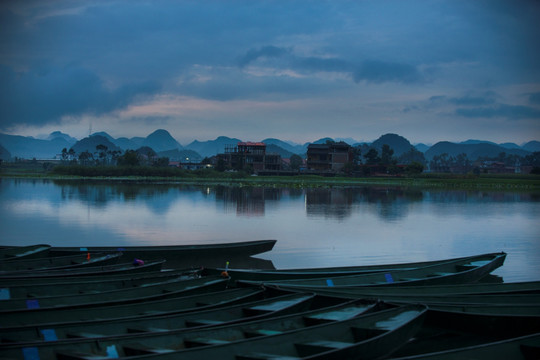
(1, 0), (539, 146)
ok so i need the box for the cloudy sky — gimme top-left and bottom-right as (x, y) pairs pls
(1, 0), (539, 145)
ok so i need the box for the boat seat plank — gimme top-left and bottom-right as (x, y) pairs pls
(126, 327), (169, 333)
(184, 337), (230, 347)
(398, 278), (421, 281)
(246, 296), (311, 312)
(243, 329), (284, 338)
(122, 345), (175, 356)
(66, 332), (104, 339)
(185, 319), (225, 327)
(304, 305), (372, 322)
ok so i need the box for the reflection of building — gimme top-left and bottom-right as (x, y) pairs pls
(218, 142), (281, 173)
(307, 142), (352, 172)
(305, 188), (353, 220)
(215, 186), (282, 216)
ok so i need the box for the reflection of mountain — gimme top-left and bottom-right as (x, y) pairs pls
(304, 187), (424, 221)
(359, 187), (423, 221)
(53, 180), (199, 214)
(214, 186), (282, 216)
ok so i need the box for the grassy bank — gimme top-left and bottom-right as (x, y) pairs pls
(1, 163), (539, 190)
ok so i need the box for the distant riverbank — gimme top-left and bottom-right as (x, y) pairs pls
(1, 163), (539, 191)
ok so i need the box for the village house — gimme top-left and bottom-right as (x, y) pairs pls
(306, 142), (352, 172)
(218, 142), (281, 173)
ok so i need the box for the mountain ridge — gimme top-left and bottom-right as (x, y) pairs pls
(1, 129), (538, 161)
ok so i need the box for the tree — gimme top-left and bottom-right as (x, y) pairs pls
(380, 144), (395, 165)
(289, 154), (303, 170)
(364, 148), (380, 165)
(352, 146), (362, 165)
(398, 147), (426, 165)
(78, 151), (94, 166)
(153, 157), (169, 167)
(117, 150), (140, 166)
(96, 144), (108, 164)
(406, 162), (424, 175)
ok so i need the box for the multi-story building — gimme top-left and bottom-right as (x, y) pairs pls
(219, 142), (281, 173)
(307, 142), (352, 172)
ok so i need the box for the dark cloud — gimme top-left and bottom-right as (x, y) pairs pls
(455, 104), (540, 120)
(353, 61), (422, 84)
(294, 57), (354, 73)
(238, 46), (290, 67)
(528, 92), (540, 105)
(0, 65), (160, 129)
(429, 92), (497, 106)
(447, 95), (496, 106)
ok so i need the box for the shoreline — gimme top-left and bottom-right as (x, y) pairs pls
(2, 172), (539, 191)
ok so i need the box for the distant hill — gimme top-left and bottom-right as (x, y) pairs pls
(459, 139), (497, 146)
(261, 138), (304, 155)
(370, 133), (416, 157)
(130, 137), (146, 146)
(425, 141), (529, 160)
(157, 148), (202, 162)
(414, 143), (431, 153)
(185, 136), (242, 158)
(1, 128), (539, 161)
(523, 141), (540, 152)
(310, 137), (335, 145)
(91, 132), (116, 143)
(0, 133), (71, 159)
(71, 135), (121, 154)
(0, 144), (11, 160)
(47, 131), (77, 145)
(266, 144), (294, 158)
(142, 129), (183, 152)
(114, 137), (139, 151)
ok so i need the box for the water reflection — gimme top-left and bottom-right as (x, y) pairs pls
(1, 179), (539, 281)
(214, 186), (282, 216)
(35, 180), (539, 222)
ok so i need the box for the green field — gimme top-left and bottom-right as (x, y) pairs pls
(1, 162), (539, 191)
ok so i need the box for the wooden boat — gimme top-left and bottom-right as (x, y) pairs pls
(0, 259), (166, 281)
(0, 287), (269, 343)
(388, 309), (540, 359)
(418, 303), (540, 316)
(49, 239), (277, 265)
(267, 286), (540, 306)
(238, 252), (507, 288)
(0, 289), (362, 346)
(0, 275), (230, 312)
(268, 280), (540, 297)
(204, 252), (513, 281)
(0, 269), (201, 299)
(0, 252), (121, 272)
(0, 244), (50, 261)
(0, 277), (231, 325)
(390, 333), (540, 360)
(24, 304), (426, 360)
(0, 298), (385, 358)
(0, 285), (268, 329)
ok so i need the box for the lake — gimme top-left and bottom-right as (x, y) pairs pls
(1, 178), (539, 282)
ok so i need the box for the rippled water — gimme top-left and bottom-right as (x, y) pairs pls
(1, 178), (539, 282)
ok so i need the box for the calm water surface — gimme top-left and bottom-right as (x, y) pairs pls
(1, 178), (539, 282)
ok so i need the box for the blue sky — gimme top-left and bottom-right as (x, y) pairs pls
(1, 0), (539, 145)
